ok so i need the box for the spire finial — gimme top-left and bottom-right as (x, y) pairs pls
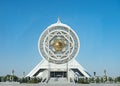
(57, 17), (61, 23)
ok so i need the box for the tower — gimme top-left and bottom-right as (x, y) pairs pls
(27, 18), (90, 82)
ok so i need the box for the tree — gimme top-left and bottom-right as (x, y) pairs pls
(78, 78), (84, 84)
(96, 77), (100, 83)
(20, 77), (27, 83)
(108, 77), (113, 83)
(0, 76), (5, 82)
(13, 75), (19, 81)
(5, 75), (11, 81)
(29, 77), (42, 83)
(100, 77), (104, 83)
(20, 77), (42, 83)
(114, 78), (117, 83)
(116, 76), (120, 82)
(0, 76), (2, 82)
(89, 77), (95, 83)
(4, 74), (18, 82)
(78, 78), (89, 84)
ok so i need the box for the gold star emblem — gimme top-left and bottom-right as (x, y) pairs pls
(53, 39), (65, 51)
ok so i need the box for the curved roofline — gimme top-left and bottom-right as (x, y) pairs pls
(47, 20), (72, 30)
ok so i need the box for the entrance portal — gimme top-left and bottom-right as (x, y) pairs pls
(50, 71), (67, 78)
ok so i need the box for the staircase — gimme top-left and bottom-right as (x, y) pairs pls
(48, 77), (68, 84)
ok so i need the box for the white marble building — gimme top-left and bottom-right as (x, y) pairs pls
(27, 18), (90, 82)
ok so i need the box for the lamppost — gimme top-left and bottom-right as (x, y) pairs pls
(12, 69), (14, 82)
(23, 72), (25, 78)
(93, 72), (96, 83)
(103, 69), (107, 82)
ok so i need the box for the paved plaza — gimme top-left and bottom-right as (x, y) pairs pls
(0, 82), (120, 86)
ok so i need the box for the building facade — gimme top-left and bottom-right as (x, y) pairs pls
(27, 18), (90, 82)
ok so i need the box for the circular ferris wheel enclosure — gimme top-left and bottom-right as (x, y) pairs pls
(38, 18), (80, 64)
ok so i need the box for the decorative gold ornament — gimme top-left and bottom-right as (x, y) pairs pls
(53, 39), (65, 51)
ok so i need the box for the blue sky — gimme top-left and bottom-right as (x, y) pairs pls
(0, 0), (120, 77)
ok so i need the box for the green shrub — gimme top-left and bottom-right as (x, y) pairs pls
(116, 76), (120, 82)
(96, 77), (100, 83)
(78, 78), (89, 84)
(20, 77), (42, 83)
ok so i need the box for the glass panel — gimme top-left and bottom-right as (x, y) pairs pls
(50, 71), (67, 78)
